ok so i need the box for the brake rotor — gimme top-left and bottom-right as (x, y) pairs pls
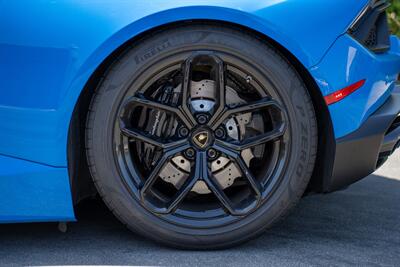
(159, 79), (256, 194)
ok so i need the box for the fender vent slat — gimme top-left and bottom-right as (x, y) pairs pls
(349, 0), (391, 53)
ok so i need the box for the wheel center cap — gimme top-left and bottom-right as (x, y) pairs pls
(192, 129), (213, 149)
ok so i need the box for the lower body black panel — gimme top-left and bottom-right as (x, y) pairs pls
(326, 85), (400, 191)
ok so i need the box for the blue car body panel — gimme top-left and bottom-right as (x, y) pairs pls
(0, 0), (399, 222)
(311, 35), (400, 137)
(0, 0), (369, 167)
(0, 155), (74, 222)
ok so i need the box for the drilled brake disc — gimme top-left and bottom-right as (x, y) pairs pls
(159, 79), (255, 194)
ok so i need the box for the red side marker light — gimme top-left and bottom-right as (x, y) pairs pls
(324, 79), (366, 105)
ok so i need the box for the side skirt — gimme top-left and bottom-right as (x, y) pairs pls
(0, 155), (75, 223)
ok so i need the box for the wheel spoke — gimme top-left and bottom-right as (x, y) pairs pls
(140, 143), (190, 205)
(212, 144), (262, 213)
(140, 154), (170, 200)
(197, 150), (251, 216)
(201, 167), (238, 216)
(210, 98), (284, 130)
(122, 95), (195, 128)
(119, 94), (193, 150)
(215, 122), (286, 152)
(199, 54), (226, 126)
(164, 151), (203, 213)
(232, 154), (262, 199)
(181, 52), (227, 126)
(180, 55), (199, 124)
(120, 121), (188, 151)
(213, 144), (262, 197)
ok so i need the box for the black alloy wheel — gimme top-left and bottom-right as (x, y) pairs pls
(85, 24), (317, 249)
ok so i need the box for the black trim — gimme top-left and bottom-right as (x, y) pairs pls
(348, 0), (391, 53)
(325, 85), (400, 192)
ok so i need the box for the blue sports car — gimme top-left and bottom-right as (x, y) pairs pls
(1, 0), (400, 248)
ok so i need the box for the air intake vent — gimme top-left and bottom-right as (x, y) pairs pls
(349, 0), (391, 53)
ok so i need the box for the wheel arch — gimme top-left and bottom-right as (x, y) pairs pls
(68, 19), (334, 203)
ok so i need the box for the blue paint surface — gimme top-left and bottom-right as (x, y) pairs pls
(311, 35), (400, 137)
(0, 155), (75, 223)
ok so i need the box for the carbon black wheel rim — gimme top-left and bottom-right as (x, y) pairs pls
(114, 50), (291, 228)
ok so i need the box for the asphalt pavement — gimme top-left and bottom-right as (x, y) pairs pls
(0, 152), (399, 266)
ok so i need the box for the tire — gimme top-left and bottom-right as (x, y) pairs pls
(85, 23), (317, 249)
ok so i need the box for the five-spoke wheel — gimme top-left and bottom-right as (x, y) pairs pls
(118, 52), (287, 217)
